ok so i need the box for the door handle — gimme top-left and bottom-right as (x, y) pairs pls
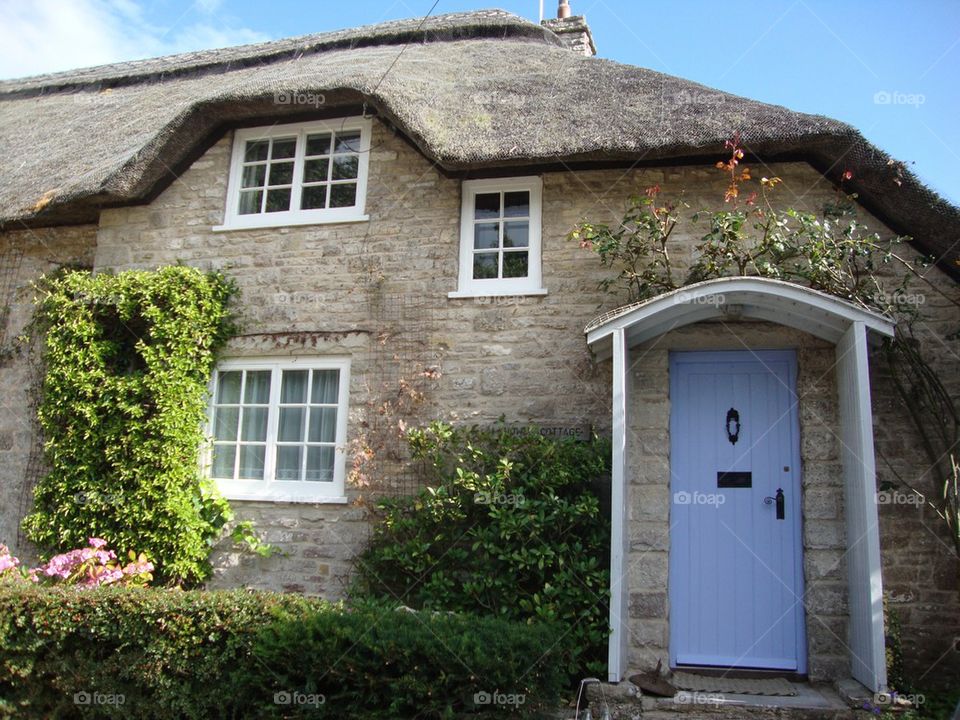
(764, 489), (785, 520)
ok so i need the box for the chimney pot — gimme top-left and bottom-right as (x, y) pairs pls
(558, 0), (571, 19)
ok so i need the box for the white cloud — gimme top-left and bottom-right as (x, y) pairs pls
(0, 0), (269, 80)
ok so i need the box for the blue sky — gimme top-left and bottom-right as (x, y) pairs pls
(1, 0), (957, 203)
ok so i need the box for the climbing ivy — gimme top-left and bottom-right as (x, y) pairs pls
(22, 265), (239, 586)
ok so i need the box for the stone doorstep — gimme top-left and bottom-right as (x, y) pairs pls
(559, 679), (871, 720)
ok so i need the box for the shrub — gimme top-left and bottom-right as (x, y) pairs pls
(353, 421), (611, 678)
(0, 586), (567, 719)
(249, 599), (569, 718)
(22, 266), (238, 586)
(0, 545), (19, 575)
(0, 539), (153, 587)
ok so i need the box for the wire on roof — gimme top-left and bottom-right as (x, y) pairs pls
(366, 0), (441, 103)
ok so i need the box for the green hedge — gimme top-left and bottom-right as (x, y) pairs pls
(354, 421), (611, 678)
(0, 586), (569, 719)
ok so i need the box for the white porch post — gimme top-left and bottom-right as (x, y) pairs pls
(608, 328), (629, 681)
(836, 321), (888, 692)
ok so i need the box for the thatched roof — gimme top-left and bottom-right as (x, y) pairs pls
(1, 9), (957, 274)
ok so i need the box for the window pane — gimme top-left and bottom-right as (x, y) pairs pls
(238, 190), (262, 215)
(504, 191), (530, 217)
(301, 185), (328, 210)
(244, 371), (271, 404)
(329, 183), (357, 208)
(216, 371), (242, 403)
(503, 221), (529, 248)
(503, 251), (529, 278)
(305, 446), (335, 482)
(474, 193), (500, 219)
(244, 140), (269, 162)
(238, 445), (266, 479)
(276, 446), (303, 481)
(304, 158), (329, 183)
(271, 138), (297, 159)
(278, 407), (305, 442)
(268, 162), (294, 186)
(281, 370), (308, 403)
(266, 189), (291, 213)
(241, 164), (266, 188)
(306, 133), (331, 156)
(474, 223), (499, 250)
(311, 369), (339, 404)
(332, 155), (359, 180)
(213, 407), (239, 441)
(473, 253), (498, 279)
(334, 131), (361, 153)
(211, 445), (236, 479)
(308, 407), (337, 443)
(241, 407), (268, 442)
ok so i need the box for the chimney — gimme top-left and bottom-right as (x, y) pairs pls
(541, 1), (596, 57)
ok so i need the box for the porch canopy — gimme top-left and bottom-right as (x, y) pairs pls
(585, 277), (896, 692)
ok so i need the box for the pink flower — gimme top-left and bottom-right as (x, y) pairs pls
(122, 559), (154, 576)
(99, 568), (125, 585)
(0, 545), (19, 574)
(18, 539), (153, 589)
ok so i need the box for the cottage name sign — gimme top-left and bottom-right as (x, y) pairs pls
(471, 423), (593, 440)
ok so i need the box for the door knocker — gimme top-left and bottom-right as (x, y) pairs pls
(725, 408), (741, 445)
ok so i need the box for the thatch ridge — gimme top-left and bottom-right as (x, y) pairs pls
(0, 10), (559, 96)
(0, 9), (957, 275)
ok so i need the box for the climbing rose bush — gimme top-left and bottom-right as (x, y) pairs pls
(0, 539), (153, 588)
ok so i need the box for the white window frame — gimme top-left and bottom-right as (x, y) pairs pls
(204, 356), (351, 503)
(215, 117), (372, 231)
(449, 176), (547, 298)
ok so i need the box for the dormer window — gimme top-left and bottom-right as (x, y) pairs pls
(216, 117), (371, 230)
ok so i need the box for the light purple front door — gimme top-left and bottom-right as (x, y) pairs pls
(669, 350), (806, 672)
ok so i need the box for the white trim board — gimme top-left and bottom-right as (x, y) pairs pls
(586, 278), (895, 358)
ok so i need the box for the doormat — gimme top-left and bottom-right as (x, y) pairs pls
(671, 672), (798, 696)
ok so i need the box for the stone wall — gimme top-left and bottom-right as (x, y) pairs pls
(0, 224), (97, 561)
(1, 114), (956, 680)
(92, 121), (622, 596)
(873, 354), (960, 680)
